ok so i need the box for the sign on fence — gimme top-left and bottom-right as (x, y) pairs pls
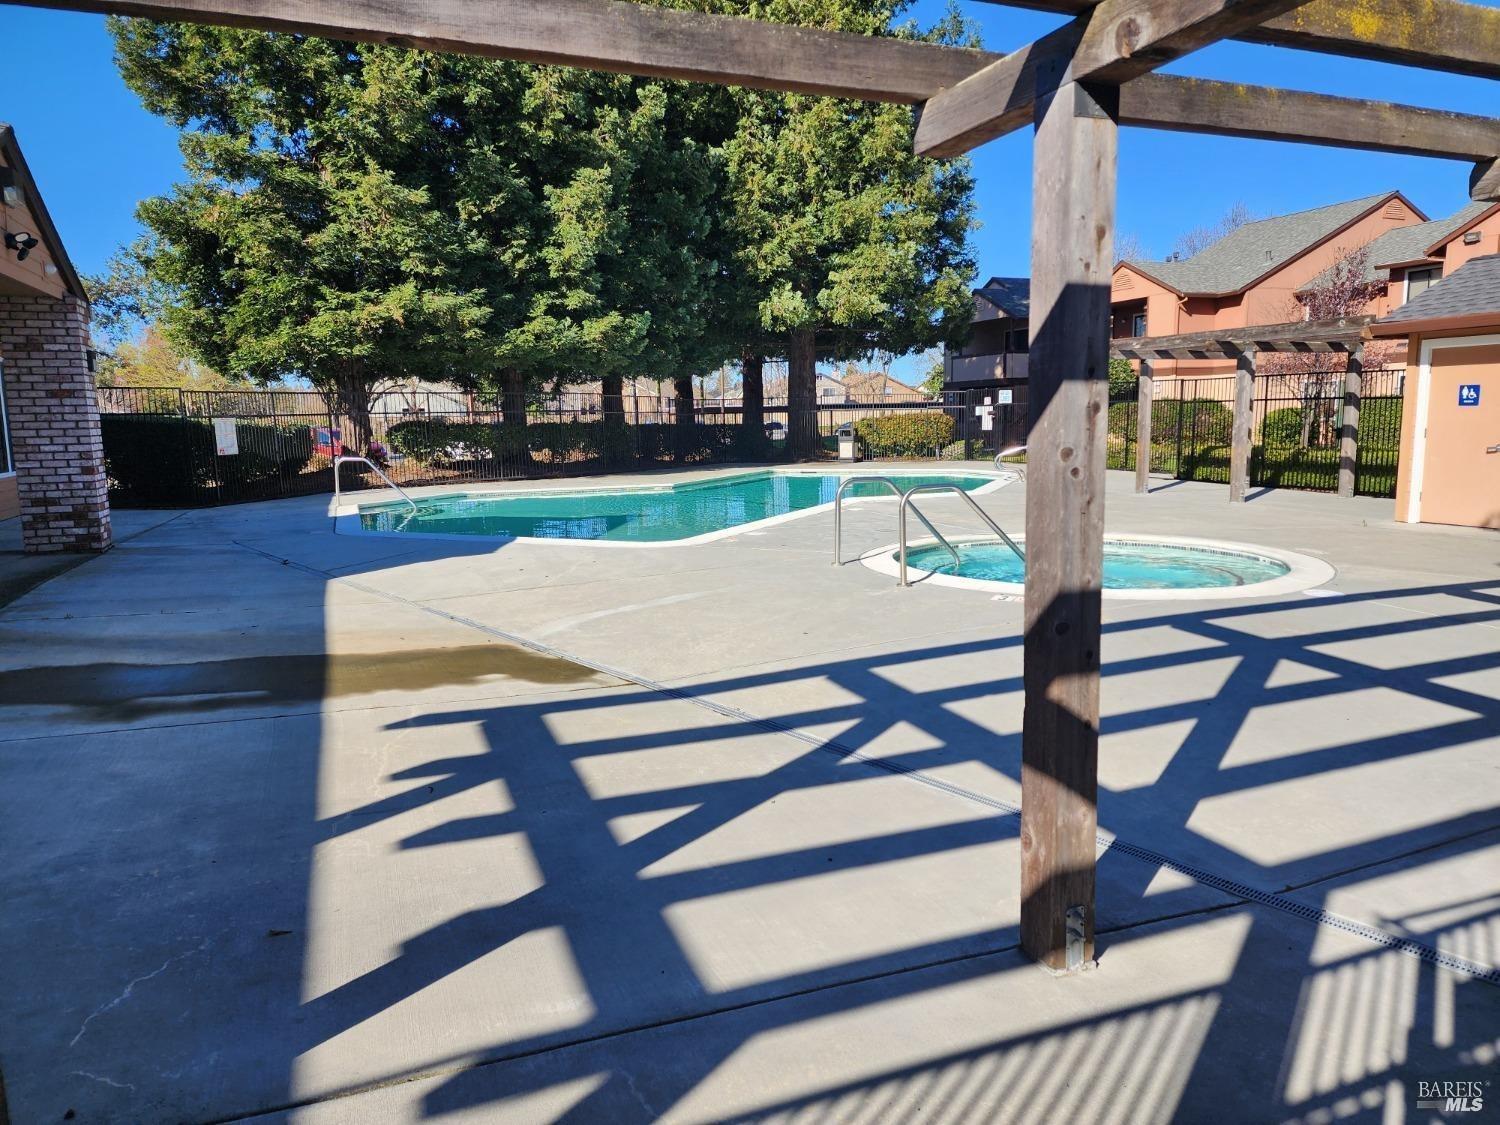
(312, 425), (343, 457)
(212, 418), (239, 456)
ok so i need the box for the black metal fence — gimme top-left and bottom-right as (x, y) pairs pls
(1105, 368), (1404, 497)
(96, 385), (1027, 507)
(98, 373), (1398, 507)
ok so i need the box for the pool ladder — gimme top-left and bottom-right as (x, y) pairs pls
(333, 455), (419, 512)
(832, 475), (1025, 587)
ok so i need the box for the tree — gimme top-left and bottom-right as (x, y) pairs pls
(1172, 201), (1255, 260)
(110, 25), (530, 451)
(94, 325), (246, 390)
(718, 0), (978, 457)
(1260, 243), (1392, 445)
(1115, 231), (1151, 264)
(918, 348), (946, 396)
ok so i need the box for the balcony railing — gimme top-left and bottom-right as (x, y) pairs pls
(946, 353), (1029, 384)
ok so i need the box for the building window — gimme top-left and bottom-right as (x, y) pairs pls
(1131, 312), (1147, 337)
(1406, 266), (1441, 302)
(0, 364), (11, 476)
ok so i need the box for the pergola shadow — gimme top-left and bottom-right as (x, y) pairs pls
(256, 567), (1500, 1121)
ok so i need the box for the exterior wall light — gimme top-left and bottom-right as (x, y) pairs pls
(4, 230), (40, 261)
(1463, 231), (1483, 245)
(0, 168), (20, 208)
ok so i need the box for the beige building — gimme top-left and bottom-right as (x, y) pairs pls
(1371, 252), (1500, 530)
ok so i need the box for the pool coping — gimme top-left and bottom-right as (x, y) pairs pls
(857, 532), (1337, 600)
(331, 466), (1015, 547)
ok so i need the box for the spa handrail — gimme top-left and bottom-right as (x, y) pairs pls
(833, 475), (960, 569)
(994, 444), (1027, 480)
(334, 455), (418, 512)
(898, 484), (1025, 588)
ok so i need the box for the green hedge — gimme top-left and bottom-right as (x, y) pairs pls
(384, 417), (745, 467)
(852, 413), (955, 457)
(101, 415), (315, 504)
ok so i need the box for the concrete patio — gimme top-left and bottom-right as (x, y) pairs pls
(0, 467), (1496, 1123)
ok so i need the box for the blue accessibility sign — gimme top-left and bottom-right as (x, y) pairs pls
(1459, 383), (1481, 407)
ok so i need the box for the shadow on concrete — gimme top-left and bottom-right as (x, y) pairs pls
(3, 547), (1498, 1121)
(297, 569), (1500, 1118)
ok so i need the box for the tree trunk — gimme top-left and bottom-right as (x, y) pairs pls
(498, 367), (530, 466)
(740, 350), (765, 457)
(330, 360), (373, 455)
(673, 375), (695, 463)
(500, 368), (528, 429)
(786, 328), (818, 458)
(601, 373), (630, 466)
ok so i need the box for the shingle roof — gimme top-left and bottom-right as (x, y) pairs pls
(1374, 253), (1500, 326)
(1123, 193), (1400, 296)
(974, 276), (1030, 319)
(1360, 201), (1494, 277)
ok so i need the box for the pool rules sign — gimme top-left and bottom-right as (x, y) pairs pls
(212, 418), (239, 456)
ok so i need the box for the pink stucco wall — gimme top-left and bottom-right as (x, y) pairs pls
(1111, 194), (1427, 376)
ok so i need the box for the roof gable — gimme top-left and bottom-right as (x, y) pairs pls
(973, 276), (1030, 319)
(1120, 192), (1416, 298)
(1372, 253), (1500, 330)
(0, 124), (87, 303)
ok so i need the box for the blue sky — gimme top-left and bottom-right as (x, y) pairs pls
(1, 0), (1496, 366)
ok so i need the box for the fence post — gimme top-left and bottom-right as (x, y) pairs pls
(1337, 345), (1364, 499)
(1229, 345), (1256, 503)
(1134, 360), (1154, 494)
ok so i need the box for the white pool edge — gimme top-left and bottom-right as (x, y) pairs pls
(331, 466), (1015, 548)
(857, 532), (1337, 601)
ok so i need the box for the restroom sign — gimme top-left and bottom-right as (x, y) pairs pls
(1458, 383), (1481, 407)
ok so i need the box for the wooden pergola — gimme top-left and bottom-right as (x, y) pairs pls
(11, 0), (1499, 973)
(1113, 317), (1377, 502)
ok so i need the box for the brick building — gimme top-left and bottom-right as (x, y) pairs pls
(0, 124), (109, 553)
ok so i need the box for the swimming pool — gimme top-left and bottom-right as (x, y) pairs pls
(349, 470), (1004, 544)
(860, 534), (1334, 600)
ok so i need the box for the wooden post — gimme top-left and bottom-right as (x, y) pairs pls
(1229, 345), (1256, 502)
(1020, 74), (1115, 973)
(1135, 360), (1154, 494)
(1338, 345), (1364, 498)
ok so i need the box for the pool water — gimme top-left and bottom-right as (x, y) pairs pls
(905, 539), (1291, 589)
(358, 471), (996, 542)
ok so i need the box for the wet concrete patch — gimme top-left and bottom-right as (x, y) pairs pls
(0, 643), (617, 722)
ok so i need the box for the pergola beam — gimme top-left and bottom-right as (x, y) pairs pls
(913, 0), (1310, 157)
(1119, 75), (1500, 165)
(5, 0), (999, 103)
(981, 0), (1500, 81)
(1111, 316), (1372, 359)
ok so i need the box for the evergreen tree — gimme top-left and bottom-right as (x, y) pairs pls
(111, 25), (538, 449)
(716, 0), (978, 456)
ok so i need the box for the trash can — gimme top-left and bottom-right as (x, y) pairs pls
(837, 430), (859, 462)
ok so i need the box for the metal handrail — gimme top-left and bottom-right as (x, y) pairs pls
(833, 475), (960, 569)
(334, 455), (418, 511)
(898, 484), (1025, 587)
(994, 444), (1027, 480)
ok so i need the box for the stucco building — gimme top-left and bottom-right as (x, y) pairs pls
(949, 191), (1500, 387)
(1371, 252), (1500, 530)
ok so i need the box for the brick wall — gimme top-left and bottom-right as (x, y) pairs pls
(0, 294), (112, 553)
